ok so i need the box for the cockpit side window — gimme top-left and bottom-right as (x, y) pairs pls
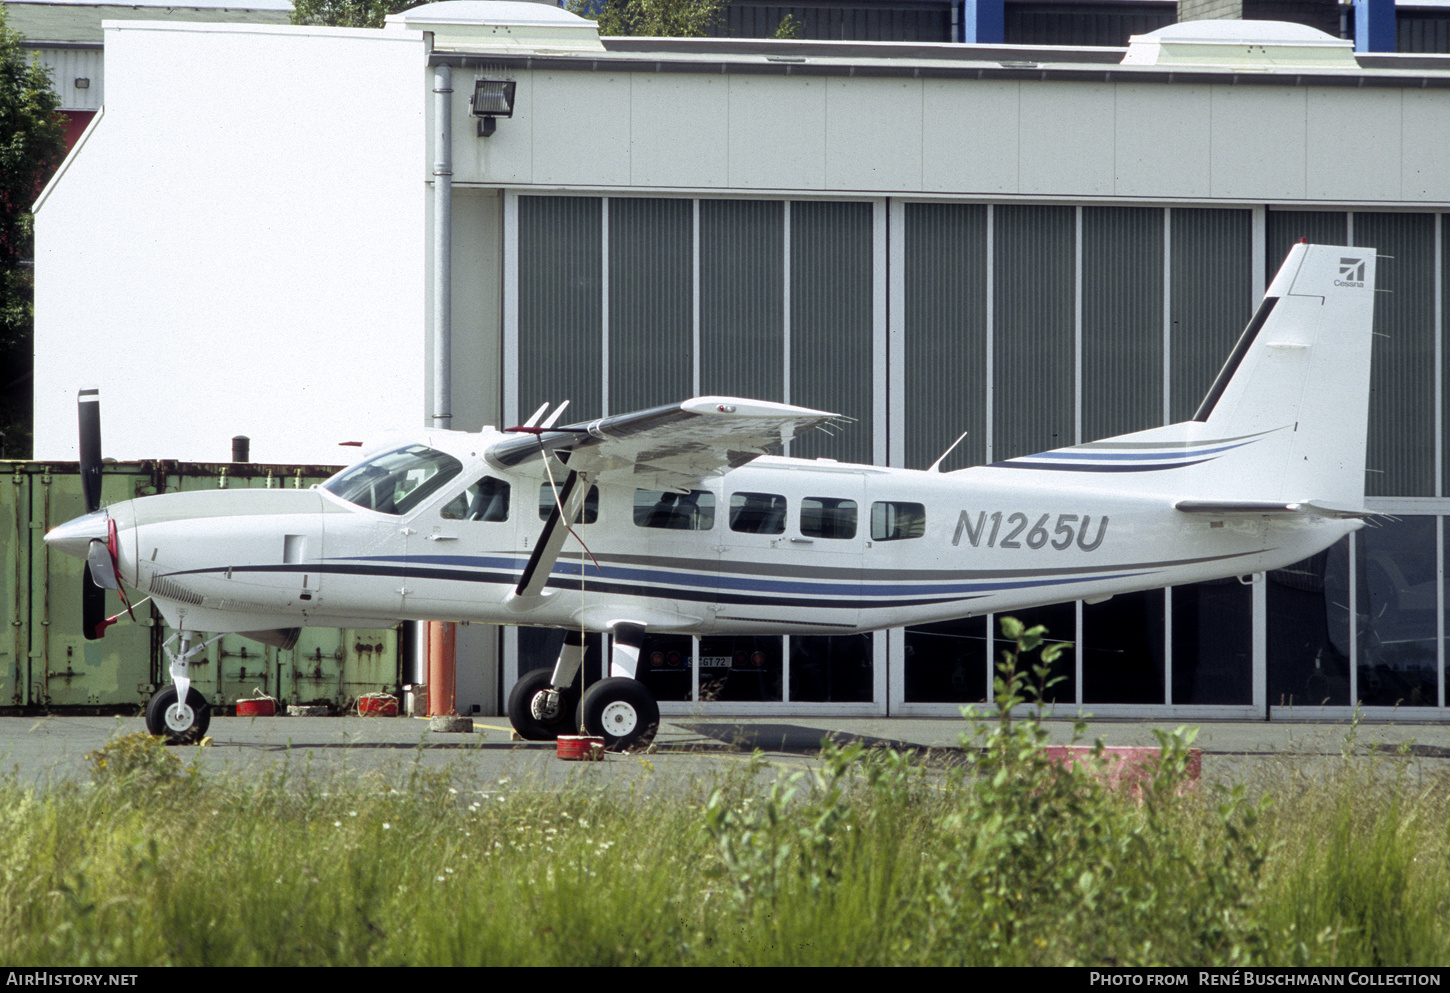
(322, 445), (462, 516)
(441, 476), (511, 522)
(538, 482), (600, 523)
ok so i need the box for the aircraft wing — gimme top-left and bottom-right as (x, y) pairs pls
(1174, 499), (1374, 520)
(485, 397), (841, 491)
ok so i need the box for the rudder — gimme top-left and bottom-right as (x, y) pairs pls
(1191, 243), (1376, 508)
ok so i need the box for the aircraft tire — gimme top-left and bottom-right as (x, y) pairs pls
(144, 686), (211, 745)
(507, 669), (580, 741)
(579, 677), (658, 752)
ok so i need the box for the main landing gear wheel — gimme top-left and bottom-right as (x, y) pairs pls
(578, 677), (659, 752)
(507, 669), (581, 741)
(144, 685), (211, 745)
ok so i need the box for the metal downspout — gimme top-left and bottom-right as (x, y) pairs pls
(432, 63), (453, 431)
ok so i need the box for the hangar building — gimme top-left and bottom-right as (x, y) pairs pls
(32, 0), (1450, 719)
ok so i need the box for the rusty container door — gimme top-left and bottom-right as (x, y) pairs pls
(30, 463), (159, 708)
(282, 627), (399, 711)
(2, 466), (31, 706)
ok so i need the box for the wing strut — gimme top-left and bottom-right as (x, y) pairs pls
(514, 468), (593, 598)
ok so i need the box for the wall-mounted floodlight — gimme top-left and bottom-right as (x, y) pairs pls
(74, 78), (90, 89)
(471, 78), (516, 138)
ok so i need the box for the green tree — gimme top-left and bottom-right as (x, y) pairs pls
(568, 0), (726, 37)
(0, 6), (66, 460)
(290, 0), (419, 29)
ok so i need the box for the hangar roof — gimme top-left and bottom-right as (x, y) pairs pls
(407, 4), (1450, 87)
(6, 0), (291, 47)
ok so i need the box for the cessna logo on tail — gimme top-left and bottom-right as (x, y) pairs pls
(1336, 257), (1366, 287)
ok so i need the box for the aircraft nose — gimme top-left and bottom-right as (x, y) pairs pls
(44, 510), (109, 561)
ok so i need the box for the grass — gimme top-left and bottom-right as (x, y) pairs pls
(0, 623), (1448, 966)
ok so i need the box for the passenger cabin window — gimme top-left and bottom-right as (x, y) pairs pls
(321, 445), (462, 516)
(729, 492), (787, 535)
(441, 476), (510, 522)
(871, 501), (926, 541)
(801, 497), (857, 540)
(634, 490), (715, 530)
(537, 482), (600, 523)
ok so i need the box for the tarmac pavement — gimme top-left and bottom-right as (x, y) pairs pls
(1, 711), (1448, 794)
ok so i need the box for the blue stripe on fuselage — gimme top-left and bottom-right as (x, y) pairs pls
(1023, 439), (1255, 461)
(331, 553), (1154, 600)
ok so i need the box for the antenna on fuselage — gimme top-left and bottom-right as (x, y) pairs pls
(928, 430), (971, 473)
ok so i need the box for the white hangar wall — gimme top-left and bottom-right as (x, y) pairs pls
(449, 67), (1450, 204)
(33, 22), (429, 465)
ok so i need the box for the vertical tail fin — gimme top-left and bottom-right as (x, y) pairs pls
(1189, 243), (1376, 508)
(987, 243), (1377, 510)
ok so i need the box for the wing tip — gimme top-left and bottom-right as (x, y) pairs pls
(683, 397), (839, 419)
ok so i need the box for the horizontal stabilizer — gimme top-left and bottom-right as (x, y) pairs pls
(1174, 499), (1373, 520)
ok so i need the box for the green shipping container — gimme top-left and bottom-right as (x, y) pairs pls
(1, 461), (401, 713)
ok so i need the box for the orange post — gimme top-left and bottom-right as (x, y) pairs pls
(426, 621), (457, 717)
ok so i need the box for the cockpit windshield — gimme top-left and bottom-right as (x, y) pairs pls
(321, 445), (462, 515)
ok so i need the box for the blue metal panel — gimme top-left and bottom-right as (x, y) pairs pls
(960, 0), (1004, 42)
(1354, 0), (1396, 52)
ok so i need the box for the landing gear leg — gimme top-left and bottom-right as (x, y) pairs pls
(578, 623), (658, 752)
(506, 630), (584, 740)
(145, 630), (214, 744)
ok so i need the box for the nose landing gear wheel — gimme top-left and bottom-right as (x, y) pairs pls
(507, 668), (581, 741)
(579, 677), (658, 752)
(144, 686), (211, 745)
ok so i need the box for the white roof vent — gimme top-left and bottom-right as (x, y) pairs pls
(1122, 20), (1356, 68)
(385, 1), (603, 52)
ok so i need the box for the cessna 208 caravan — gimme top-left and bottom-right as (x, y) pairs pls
(46, 243), (1377, 749)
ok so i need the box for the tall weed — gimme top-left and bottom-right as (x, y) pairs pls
(0, 629), (1446, 964)
(913, 618), (1272, 965)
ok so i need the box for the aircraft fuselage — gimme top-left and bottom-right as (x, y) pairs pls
(90, 445), (1357, 640)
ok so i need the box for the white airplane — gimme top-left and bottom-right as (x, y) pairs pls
(46, 242), (1377, 749)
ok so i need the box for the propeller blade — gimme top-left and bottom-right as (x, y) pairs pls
(82, 567), (108, 641)
(75, 387), (114, 639)
(78, 387), (103, 514)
